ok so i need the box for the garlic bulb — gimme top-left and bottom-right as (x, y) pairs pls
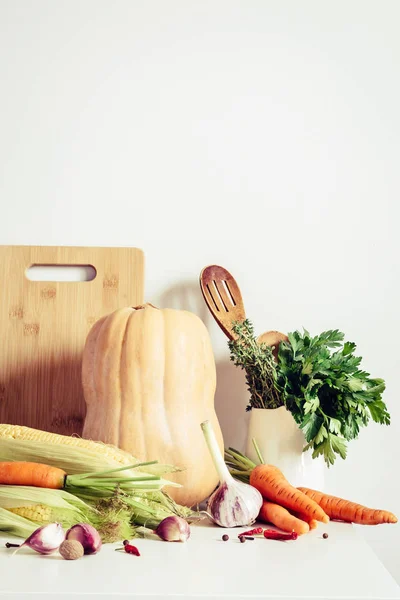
(200, 420), (263, 528)
(207, 477), (263, 527)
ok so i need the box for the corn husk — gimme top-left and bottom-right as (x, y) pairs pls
(124, 491), (194, 530)
(0, 506), (37, 538)
(0, 485), (93, 514)
(86, 489), (194, 531)
(0, 485), (94, 530)
(0, 485), (195, 543)
(0, 486), (136, 542)
(0, 438), (181, 491)
(0, 485), (92, 513)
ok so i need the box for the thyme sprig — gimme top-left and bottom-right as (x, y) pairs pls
(228, 320), (283, 411)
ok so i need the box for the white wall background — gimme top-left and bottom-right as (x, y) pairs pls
(1, 0), (399, 583)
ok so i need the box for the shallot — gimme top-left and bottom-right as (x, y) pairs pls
(66, 523), (102, 554)
(155, 516), (190, 542)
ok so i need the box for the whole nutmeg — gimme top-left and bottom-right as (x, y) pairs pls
(59, 539), (84, 560)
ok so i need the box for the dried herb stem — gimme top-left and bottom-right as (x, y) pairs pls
(228, 320), (283, 411)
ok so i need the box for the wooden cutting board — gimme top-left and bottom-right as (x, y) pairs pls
(0, 245), (144, 436)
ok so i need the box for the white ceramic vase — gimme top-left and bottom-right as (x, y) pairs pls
(245, 406), (325, 490)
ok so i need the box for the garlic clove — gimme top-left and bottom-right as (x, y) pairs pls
(17, 523), (65, 555)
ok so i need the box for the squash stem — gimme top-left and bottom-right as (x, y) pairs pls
(200, 420), (232, 484)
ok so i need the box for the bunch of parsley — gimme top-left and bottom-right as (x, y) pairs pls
(229, 321), (390, 467)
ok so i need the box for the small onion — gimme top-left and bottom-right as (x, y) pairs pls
(66, 523), (102, 555)
(155, 516), (191, 542)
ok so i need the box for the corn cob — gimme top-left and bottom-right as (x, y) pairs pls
(8, 505), (86, 530)
(0, 424), (137, 467)
(9, 504), (52, 522)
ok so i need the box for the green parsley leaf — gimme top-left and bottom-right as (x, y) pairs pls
(301, 413), (323, 442)
(312, 437), (335, 465)
(314, 424), (328, 445)
(347, 377), (365, 392)
(330, 434), (347, 460)
(368, 399), (391, 424)
(328, 418), (341, 434)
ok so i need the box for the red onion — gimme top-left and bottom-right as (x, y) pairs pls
(66, 523), (102, 554)
(155, 516), (190, 542)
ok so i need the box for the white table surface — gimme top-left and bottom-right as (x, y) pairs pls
(0, 520), (399, 600)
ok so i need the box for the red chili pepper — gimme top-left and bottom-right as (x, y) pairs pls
(263, 529), (298, 541)
(238, 527), (263, 538)
(124, 544), (140, 556)
(115, 544), (141, 556)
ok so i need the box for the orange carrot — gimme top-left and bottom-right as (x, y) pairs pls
(250, 464), (329, 523)
(290, 510), (318, 531)
(0, 461), (66, 489)
(259, 500), (310, 535)
(298, 487), (398, 525)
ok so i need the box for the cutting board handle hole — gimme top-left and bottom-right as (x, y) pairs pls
(25, 264), (97, 282)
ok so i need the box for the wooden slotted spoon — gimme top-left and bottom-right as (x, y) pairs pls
(199, 264), (288, 356)
(199, 265), (246, 340)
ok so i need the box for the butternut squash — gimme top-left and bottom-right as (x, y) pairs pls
(82, 303), (224, 507)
